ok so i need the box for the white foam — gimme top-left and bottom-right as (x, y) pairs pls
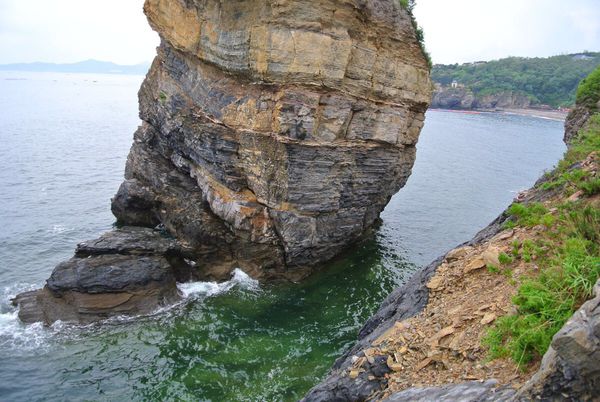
(0, 284), (55, 352)
(0, 270), (260, 350)
(49, 224), (70, 234)
(177, 268), (260, 298)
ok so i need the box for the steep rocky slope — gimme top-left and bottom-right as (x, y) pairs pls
(304, 91), (600, 401)
(13, 0), (431, 324)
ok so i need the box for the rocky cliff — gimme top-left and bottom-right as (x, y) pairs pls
(13, 0), (431, 324)
(431, 86), (532, 110)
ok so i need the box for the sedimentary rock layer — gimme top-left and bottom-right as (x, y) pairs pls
(14, 0), (430, 324)
(114, 0), (431, 277)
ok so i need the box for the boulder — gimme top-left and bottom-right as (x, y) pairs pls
(13, 227), (189, 324)
(110, 0), (431, 276)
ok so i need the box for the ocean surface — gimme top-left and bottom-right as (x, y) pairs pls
(0, 71), (566, 401)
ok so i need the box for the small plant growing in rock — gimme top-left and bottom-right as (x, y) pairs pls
(511, 240), (521, 257)
(579, 177), (600, 196)
(498, 252), (514, 265)
(487, 264), (500, 274)
(504, 202), (550, 228)
(540, 214), (555, 229)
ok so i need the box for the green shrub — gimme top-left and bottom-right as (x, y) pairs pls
(576, 66), (600, 109)
(568, 205), (600, 248)
(541, 169), (588, 191)
(485, 203), (600, 368)
(511, 240), (521, 257)
(487, 264), (500, 274)
(579, 178), (600, 196)
(505, 202), (550, 228)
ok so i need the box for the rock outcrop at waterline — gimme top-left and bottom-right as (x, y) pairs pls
(13, 0), (431, 324)
(431, 86), (532, 110)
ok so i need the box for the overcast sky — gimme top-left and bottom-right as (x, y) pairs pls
(0, 0), (598, 65)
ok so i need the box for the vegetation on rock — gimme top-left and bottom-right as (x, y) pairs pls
(485, 110), (600, 367)
(398, 0), (431, 70)
(576, 66), (600, 109)
(432, 52), (600, 107)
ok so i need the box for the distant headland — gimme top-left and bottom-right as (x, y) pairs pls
(431, 52), (600, 111)
(0, 59), (151, 75)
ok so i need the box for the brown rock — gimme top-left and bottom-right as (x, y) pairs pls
(427, 276), (444, 290)
(482, 247), (501, 267)
(464, 257), (486, 273)
(446, 246), (473, 262)
(567, 190), (584, 202)
(480, 313), (496, 325)
(387, 356), (403, 372)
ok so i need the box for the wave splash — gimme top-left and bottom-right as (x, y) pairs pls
(177, 268), (260, 298)
(0, 269), (259, 351)
(0, 283), (56, 352)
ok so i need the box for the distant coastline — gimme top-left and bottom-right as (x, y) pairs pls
(431, 107), (568, 122)
(0, 59), (150, 75)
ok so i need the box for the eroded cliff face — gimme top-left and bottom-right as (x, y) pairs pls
(113, 0), (431, 277)
(14, 0), (431, 324)
(431, 87), (532, 110)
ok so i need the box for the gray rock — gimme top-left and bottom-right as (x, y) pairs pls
(564, 104), (592, 144)
(75, 226), (178, 257)
(13, 227), (191, 324)
(47, 254), (174, 295)
(383, 380), (515, 402)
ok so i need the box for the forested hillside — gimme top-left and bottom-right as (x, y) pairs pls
(432, 52), (600, 108)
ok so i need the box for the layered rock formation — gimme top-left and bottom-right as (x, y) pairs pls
(14, 0), (431, 324)
(431, 86), (532, 110)
(13, 227), (188, 324)
(564, 99), (600, 143)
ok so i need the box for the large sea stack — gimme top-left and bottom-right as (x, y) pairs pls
(14, 0), (431, 324)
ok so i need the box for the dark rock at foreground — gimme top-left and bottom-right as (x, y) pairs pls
(13, 227), (191, 324)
